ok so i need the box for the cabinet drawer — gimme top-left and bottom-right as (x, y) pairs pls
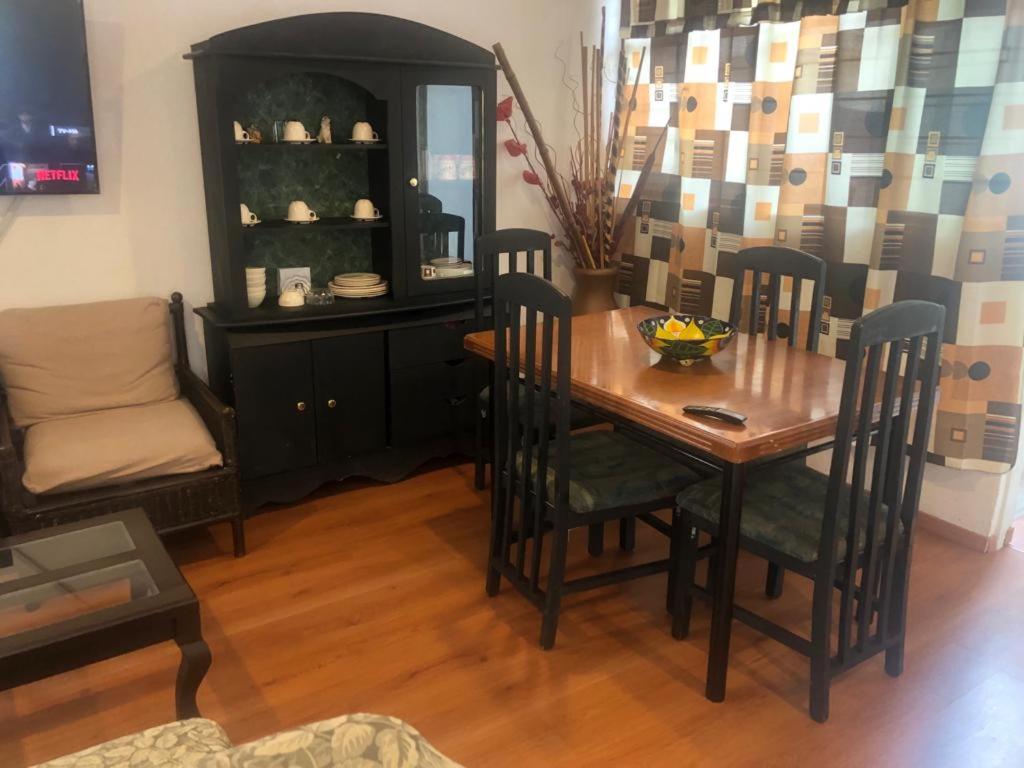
(390, 359), (476, 449)
(389, 319), (472, 369)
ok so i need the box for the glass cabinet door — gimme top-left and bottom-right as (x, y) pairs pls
(403, 71), (486, 294)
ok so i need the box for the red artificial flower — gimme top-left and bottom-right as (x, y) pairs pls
(522, 170), (542, 186)
(496, 96), (514, 122)
(504, 138), (527, 157)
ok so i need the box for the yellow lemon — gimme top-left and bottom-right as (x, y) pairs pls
(678, 319), (707, 341)
(662, 316), (686, 337)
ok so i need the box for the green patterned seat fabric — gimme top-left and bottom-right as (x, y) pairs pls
(677, 463), (894, 564)
(518, 430), (701, 514)
(479, 384), (601, 429)
(195, 713), (462, 768)
(33, 718), (232, 768)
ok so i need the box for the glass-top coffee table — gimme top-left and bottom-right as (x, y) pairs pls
(0, 509), (210, 718)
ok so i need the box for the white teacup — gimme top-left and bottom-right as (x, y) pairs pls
(233, 121), (249, 142)
(283, 121), (311, 142)
(352, 122), (379, 142)
(353, 198), (380, 220)
(287, 200), (319, 223)
(240, 203), (258, 225)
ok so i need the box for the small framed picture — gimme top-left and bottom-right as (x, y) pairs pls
(278, 266), (311, 294)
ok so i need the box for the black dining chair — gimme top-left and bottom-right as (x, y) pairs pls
(472, 230), (602, 492)
(671, 300), (944, 721)
(473, 229), (554, 491)
(725, 246), (826, 352)
(724, 246), (827, 599)
(487, 272), (702, 649)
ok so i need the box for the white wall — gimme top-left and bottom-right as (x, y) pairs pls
(0, 0), (603, 375)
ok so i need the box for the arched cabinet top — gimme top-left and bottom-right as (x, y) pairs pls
(186, 13), (495, 69)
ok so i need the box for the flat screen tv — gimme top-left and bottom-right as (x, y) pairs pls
(0, 0), (99, 195)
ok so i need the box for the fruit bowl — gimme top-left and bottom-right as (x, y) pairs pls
(637, 314), (737, 366)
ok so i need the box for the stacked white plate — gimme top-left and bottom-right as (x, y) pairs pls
(329, 272), (389, 299)
(434, 260), (473, 278)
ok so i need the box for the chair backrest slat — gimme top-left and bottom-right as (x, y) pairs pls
(475, 229), (554, 332)
(838, 343), (881, 663)
(857, 338), (903, 652)
(493, 272), (572, 593)
(819, 300), (944, 664)
(725, 246), (826, 352)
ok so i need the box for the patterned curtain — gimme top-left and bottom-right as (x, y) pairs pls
(614, 0), (1024, 473)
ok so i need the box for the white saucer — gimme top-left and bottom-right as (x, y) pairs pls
(242, 219), (262, 227)
(235, 139), (251, 145)
(285, 139), (316, 144)
(350, 214), (383, 222)
(350, 139), (380, 144)
(286, 218), (319, 224)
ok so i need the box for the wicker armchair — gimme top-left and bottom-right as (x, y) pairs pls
(0, 294), (244, 556)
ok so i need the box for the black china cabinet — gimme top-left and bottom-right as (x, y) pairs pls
(186, 13), (496, 508)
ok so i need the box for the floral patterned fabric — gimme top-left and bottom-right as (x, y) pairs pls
(195, 714), (461, 768)
(33, 718), (231, 768)
(518, 430), (701, 514)
(678, 463), (895, 563)
(33, 714), (460, 768)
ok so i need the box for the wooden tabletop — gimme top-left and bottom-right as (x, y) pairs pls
(464, 305), (850, 464)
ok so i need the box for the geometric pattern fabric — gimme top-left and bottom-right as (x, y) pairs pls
(617, 0), (1024, 472)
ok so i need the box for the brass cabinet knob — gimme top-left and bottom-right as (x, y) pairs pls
(409, 177), (419, 188)
(296, 401), (307, 412)
(327, 399), (337, 409)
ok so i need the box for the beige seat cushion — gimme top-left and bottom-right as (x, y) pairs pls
(22, 399), (223, 495)
(32, 718), (232, 768)
(0, 297), (178, 428)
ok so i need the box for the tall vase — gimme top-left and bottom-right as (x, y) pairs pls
(572, 265), (620, 316)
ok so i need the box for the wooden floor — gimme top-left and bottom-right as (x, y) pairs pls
(3, 461), (1023, 767)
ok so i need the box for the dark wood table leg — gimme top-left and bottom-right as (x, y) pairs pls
(175, 606), (211, 719)
(706, 461), (744, 702)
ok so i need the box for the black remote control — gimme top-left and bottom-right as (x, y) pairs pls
(682, 405), (748, 425)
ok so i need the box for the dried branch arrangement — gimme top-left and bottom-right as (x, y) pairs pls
(493, 11), (667, 271)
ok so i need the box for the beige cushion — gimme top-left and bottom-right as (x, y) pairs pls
(22, 399), (223, 495)
(0, 297), (178, 428)
(33, 718), (232, 768)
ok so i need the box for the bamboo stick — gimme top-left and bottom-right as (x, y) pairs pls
(596, 9), (605, 266)
(580, 33), (590, 231)
(610, 122), (668, 255)
(493, 42), (596, 269)
(602, 47), (639, 258)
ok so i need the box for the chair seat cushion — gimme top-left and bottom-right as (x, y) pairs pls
(677, 463), (893, 564)
(33, 718), (232, 768)
(519, 430), (701, 514)
(479, 385), (601, 429)
(22, 399), (223, 495)
(194, 713), (463, 768)
(0, 297), (178, 428)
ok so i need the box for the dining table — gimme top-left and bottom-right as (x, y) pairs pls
(463, 304), (850, 703)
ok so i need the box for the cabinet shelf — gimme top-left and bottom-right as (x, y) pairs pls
(235, 141), (387, 151)
(243, 218), (389, 232)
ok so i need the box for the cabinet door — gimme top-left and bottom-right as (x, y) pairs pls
(390, 358), (476, 450)
(313, 333), (387, 461)
(401, 67), (495, 296)
(232, 343), (317, 479)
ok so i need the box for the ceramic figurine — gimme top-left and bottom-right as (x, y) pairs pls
(247, 124), (263, 144)
(317, 114), (332, 144)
